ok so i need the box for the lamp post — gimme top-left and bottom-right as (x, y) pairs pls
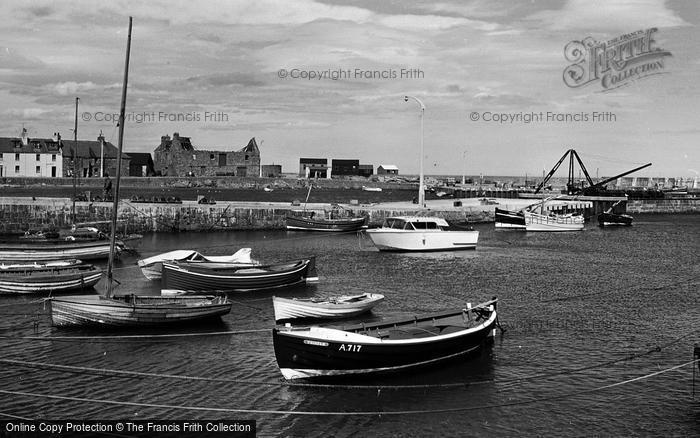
(462, 149), (468, 185)
(404, 95), (425, 207)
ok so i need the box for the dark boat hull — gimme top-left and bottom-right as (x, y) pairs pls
(598, 212), (633, 226)
(495, 208), (526, 229)
(273, 307), (497, 379)
(162, 257), (317, 292)
(285, 214), (368, 232)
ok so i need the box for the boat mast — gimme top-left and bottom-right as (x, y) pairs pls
(106, 16), (132, 298)
(302, 183), (312, 214)
(71, 97), (79, 223)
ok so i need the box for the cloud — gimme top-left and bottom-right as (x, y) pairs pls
(0, 47), (44, 70)
(527, 0), (688, 32)
(2, 108), (53, 120)
(49, 81), (99, 96)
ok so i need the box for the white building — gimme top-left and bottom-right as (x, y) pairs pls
(0, 129), (63, 178)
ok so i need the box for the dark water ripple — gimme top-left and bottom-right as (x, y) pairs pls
(0, 214), (698, 436)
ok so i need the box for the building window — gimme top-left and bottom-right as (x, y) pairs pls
(15, 153), (20, 161)
(36, 166), (41, 174)
(15, 165), (20, 174)
(192, 154), (196, 160)
(36, 153), (41, 161)
(245, 154), (249, 161)
(209, 154), (214, 160)
(52, 154), (56, 162)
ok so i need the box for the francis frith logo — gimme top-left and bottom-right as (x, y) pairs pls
(563, 28), (672, 91)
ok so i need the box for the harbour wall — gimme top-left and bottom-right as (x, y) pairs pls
(0, 197), (696, 234)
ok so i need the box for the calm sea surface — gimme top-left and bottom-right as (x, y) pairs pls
(1, 214), (698, 437)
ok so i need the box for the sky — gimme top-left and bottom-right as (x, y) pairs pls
(0, 0), (698, 179)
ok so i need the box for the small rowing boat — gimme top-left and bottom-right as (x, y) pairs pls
(272, 293), (384, 321)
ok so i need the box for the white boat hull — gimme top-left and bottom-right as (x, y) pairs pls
(272, 293), (384, 321)
(365, 229), (479, 251)
(524, 212), (584, 232)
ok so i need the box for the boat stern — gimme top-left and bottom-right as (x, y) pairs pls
(305, 257), (319, 283)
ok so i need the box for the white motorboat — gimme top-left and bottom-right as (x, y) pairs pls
(272, 293), (384, 321)
(365, 217), (479, 251)
(137, 248), (257, 281)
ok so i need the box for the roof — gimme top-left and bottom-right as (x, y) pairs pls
(126, 152), (153, 166)
(238, 138), (259, 154)
(0, 136), (62, 154)
(379, 164), (399, 170)
(61, 139), (127, 159)
(300, 158), (327, 164)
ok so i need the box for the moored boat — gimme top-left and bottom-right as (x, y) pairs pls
(161, 257), (318, 292)
(0, 239), (123, 262)
(50, 294), (232, 327)
(272, 293), (384, 321)
(273, 298), (499, 380)
(524, 211), (584, 232)
(597, 212), (633, 227)
(285, 212), (368, 232)
(0, 261), (102, 294)
(137, 248), (257, 281)
(364, 216), (479, 251)
(495, 207), (526, 229)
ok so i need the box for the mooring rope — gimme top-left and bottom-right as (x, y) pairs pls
(0, 336), (687, 391)
(0, 359), (696, 416)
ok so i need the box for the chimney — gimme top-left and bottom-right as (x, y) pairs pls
(21, 127), (28, 146)
(97, 132), (105, 143)
(52, 132), (58, 142)
(173, 132), (179, 139)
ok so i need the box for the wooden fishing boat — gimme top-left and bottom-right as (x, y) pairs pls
(598, 201), (633, 227)
(273, 298), (498, 380)
(272, 293), (384, 321)
(50, 294), (231, 327)
(0, 260), (102, 294)
(285, 212), (368, 232)
(137, 248), (257, 281)
(495, 208), (526, 229)
(0, 239), (123, 262)
(524, 211), (584, 232)
(48, 18), (233, 328)
(161, 257), (318, 292)
(364, 216), (479, 251)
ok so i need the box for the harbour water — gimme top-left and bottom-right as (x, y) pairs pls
(0, 214), (698, 437)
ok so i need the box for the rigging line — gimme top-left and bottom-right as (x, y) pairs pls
(0, 411), (33, 421)
(0, 359), (696, 416)
(0, 328), (269, 341)
(0, 341), (680, 391)
(0, 299), (45, 308)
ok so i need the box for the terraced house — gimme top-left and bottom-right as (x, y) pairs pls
(0, 128), (129, 178)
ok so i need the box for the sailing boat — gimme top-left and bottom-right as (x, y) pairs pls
(49, 18), (231, 327)
(284, 184), (368, 232)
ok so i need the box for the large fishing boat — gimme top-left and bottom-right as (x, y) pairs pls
(285, 212), (368, 232)
(364, 216), (479, 251)
(494, 208), (526, 229)
(273, 298), (498, 379)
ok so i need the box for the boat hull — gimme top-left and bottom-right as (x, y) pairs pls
(597, 213), (633, 227)
(272, 293), (384, 321)
(495, 208), (526, 229)
(273, 309), (497, 379)
(0, 265), (102, 294)
(524, 212), (584, 232)
(50, 295), (232, 327)
(161, 257), (317, 292)
(285, 215), (368, 232)
(0, 240), (122, 261)
(365, 229), (479, 251)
